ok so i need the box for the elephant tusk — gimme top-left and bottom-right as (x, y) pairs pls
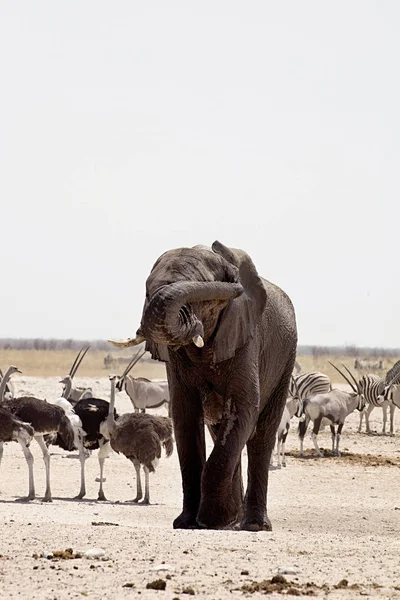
(108, 334), (145, 348)
(192, 334), (204, 348)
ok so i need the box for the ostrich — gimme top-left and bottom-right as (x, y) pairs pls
(0, 366), (76, 502)
(59, 346), (93, 406)
(103, 374), (173, 504)
(69, 395), (118, 501)
(0, 402), (34, 494)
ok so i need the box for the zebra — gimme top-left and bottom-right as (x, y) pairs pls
(333, 363), (396, 435)
(375, 358), (400, 435)
(289, 371), (332, 405)
(354, 358), (384, 371)
(357, 374), (388, 434)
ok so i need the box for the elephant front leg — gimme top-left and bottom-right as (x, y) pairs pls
(197, 396), (257, 529)
(243, 380), (289, 532)
(170, 383), (206, 530)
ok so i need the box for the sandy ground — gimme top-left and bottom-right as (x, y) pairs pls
(1, 377), (400, 599)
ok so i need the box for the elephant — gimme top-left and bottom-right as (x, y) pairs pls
(109, 241), (297, 531)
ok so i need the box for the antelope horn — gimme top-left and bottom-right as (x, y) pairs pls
(120, 349), (146, 379)
(69, 348), (84, 377)
(328, 361), (358, 394)
(70, 346), (90, 378)
(108, 332), (145, 348)
(341, 364), (361, 394)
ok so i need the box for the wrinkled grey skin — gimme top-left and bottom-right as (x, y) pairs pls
(115, 241), (297, 531)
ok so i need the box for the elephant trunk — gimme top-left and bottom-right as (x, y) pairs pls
(141, 281), (243, 345)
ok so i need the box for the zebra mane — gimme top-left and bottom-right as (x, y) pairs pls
(385, 359), (400, 385)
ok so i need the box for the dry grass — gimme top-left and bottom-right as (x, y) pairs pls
(296, 354), (389, 384)
(0, 349), (166, 379)
(0, 350), (394, 381)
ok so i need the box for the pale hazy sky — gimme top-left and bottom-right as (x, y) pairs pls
(1, 1), (399, 347)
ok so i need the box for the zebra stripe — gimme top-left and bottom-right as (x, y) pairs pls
(289, 372), (331, 400)
(358, 374), (385, 407)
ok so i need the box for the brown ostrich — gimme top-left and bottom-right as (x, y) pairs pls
(0, 366), (75, 502)
(104, 374), (173, 504)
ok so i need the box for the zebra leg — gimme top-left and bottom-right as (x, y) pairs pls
(364, 404), (374, 434)
(390, 403), (395, 436)
(382, 402), (388, 434)
(281, 429), (289, 467)
(311, 419), (323, 457)
(276, 437), (282, 468)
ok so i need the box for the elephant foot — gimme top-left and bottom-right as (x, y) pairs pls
(197, 496), (238, 530)
(173, 510), (201, 530)
(241, 514), (272, 532)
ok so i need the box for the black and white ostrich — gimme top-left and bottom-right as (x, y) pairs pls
(0, 402), (35, 495)
(104, 374), (174, 504)
(0, 366), (76, 501)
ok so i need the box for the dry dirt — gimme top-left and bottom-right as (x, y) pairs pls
(1, 377), (400, 599)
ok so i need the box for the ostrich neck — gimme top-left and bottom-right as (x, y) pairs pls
(107, 381), (117, 434)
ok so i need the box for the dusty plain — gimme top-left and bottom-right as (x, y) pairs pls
(0, 361), (399, 599)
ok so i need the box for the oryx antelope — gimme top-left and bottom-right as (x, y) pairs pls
(298, 363), (365, 457)
(116, 353), (170, 414)
(60, 346), (93, 407)
(0, 367), (15, 400)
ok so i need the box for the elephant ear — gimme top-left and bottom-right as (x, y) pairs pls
(211, 241), (267, 363)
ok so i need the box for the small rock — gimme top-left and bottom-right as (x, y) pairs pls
(122, 582), (135, 588)
(277, 567), (298, 575)
(182, 587), (195, 595)
(151, 564), (175, 572)
(83, 548), (106, 560)
(146, 579), (166, 590)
